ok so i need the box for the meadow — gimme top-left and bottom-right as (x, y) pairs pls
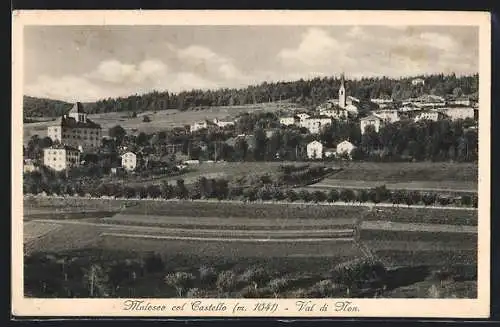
(23, 102), (294, 143)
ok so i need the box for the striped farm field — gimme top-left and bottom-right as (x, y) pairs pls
(100, 214), (357, 230)
(24, 221), (62, 242)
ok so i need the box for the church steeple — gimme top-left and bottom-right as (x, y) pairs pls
(339, 73), (346, 109)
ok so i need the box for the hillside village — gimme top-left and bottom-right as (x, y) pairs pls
(23, 74), (478, 178)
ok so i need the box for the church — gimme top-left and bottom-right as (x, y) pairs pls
(318, 74), (359, 118)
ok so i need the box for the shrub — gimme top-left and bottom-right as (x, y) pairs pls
(216, 270), (237, 296)
(268, 277), (290, 298)
(311, 190), (327, 203)
(238, 266), (270, 288)
(309, 279), (345, 298)
(339, 189), (356, 202)
(164, 272), (195, 297)
(332, 258), (387, 292)
(327, 189), (340, 203)
(143, 115), (151, 122)
(422, 193), (437, 206)
(298, 190), (312, 202)
(290, 288), (310, 298)
(186, 288), (208, 298)
(286, 189), (298, 202)
(460, 194), (472, 207)
(199, 265), (217, 286)
(357, 189), (370, 203)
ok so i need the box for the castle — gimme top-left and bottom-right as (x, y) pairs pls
(47, 102), (102, 152)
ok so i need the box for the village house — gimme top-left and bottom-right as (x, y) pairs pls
(411, 78), (425, 86)
(448, 96), (473, 107)
(414, 110), (448, 122)
(336, 140), (356, 159)
(318, 107), (349, 120)
(370, 98), (394, 109)
(300, 116), (332, 134)
(438, 107), (476, 121)
(405, 94), (446, 108)
(212, 118), (235, 128)
(23, 159), (38, 173)
(121, 151), (138, 171)
(47, 102), (102, 151)
(190, 121), (208, 132)
(279, 116), (297, 126)
(373, 109), (400, 123)
(306, 140), (323, 159)
(360, 114), (384, 134)
(295, 113), (311, 122)
(43, 144), (80, 172)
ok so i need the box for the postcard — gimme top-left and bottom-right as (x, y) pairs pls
(12, 10), (491, 318)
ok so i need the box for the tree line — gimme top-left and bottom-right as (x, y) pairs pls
(23, 170), (478, 208)
(24, 73), (478, 117)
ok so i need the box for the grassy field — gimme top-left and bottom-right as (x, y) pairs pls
(319, 162), (478, 182)
(306, 162), (477, 192)
(23, 102), (297, 143)
(123, 161), (307, 187)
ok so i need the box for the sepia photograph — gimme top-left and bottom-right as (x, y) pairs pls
(12, 10), (490, 318)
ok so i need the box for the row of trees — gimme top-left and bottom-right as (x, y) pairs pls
(23, 170), (478, 208)
(24, 73), (478, 117)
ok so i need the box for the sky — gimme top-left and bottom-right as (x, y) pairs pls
(23, 25), (479, 102)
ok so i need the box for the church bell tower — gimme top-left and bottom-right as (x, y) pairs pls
(339, 73), (346, 109)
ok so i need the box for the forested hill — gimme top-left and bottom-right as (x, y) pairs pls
(24, 73), (479, 117)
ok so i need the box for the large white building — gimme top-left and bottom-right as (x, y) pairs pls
(43, 145), (80, 171)
(121, 152), (138, 171)
(300, 116), (332, 134)
(360, 114), (384, 134)
(47, 103), (102, 151)
(306, 141), (323, 159)
(414, 111), (448, 122)
(438, 107), (476, 121)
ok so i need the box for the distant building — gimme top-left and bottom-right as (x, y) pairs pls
(300, 116), (332, 134)
(449, 97), (473, 106)
(319, 107), (349, 120)
(213, 118), (235, 128)
(43, 145), (80, 171)
(336, 140), (356, 159)
(47, 102), (102, 151)
(360, 114), (384, 134)
(373, 109), (400, 123)
(190, 121), (208, 132)
(438, 107), (476, 121)
(414, 110), (448, 122)
(411, 78), (425, 86)
(23, 159), (38, 173)
(324, 148), (336, 158)
(279, 116), (296, 126)
(121, 152), (137, 171)
(306, 141), (323, 159)
(337, 74), (359, 114)
(296, 113), (311, 122)
(405, 94), (446, 108)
